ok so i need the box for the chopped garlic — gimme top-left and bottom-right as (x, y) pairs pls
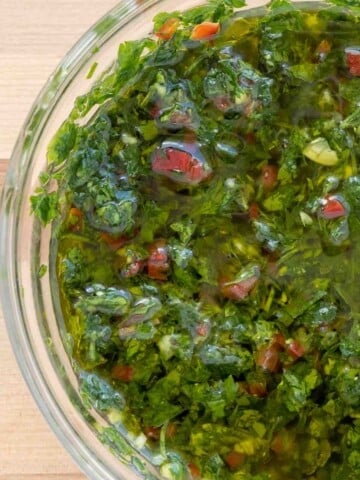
(303, 137), (339, 166)
(300, 211), (313, 226)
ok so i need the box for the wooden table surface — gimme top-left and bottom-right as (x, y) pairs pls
(0, 2), (118, 478)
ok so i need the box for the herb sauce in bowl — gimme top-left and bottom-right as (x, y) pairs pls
(32, 1), (360, 478)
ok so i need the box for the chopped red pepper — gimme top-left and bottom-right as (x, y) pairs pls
(315, 39), (331, 62)
(345, 47), (360, 76)
(225, 451), (245, 470)
(121, 260), (145, 278)
(271, 332), (286, 350)
(261, 164), (278, 191)
(316, 39), (331, 55)
(147, 240), (170, 280)
(101, 232), (128, 251)
(256, 345), (281, 373)
(144, 426), (161, 440)
(286, 339), (306, 359)
(144, 423), (176, 441)
(188, 462), (201, 478)
(190, 22), (220, 41)
(248, 202), (260, 220)
(247, 381), (267, 397)
(196, 322), (210, 337)
(244, 132), (256, 144)
(150, 103), (161, 119)
(220, 275), (259, 301)
(212, 95), (233, 112)
(270, 434), (284, 454)
(111, 364), (135, 382)
(152, 146), (211, 185)
(320, 196), (347, 219)
(155, 17), (180, 40)
(270, 430), (294, 455)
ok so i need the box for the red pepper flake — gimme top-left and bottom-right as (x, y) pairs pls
(315, 39), (331, 62)
(244, 132), (256, 144)
(147, 240), (170, 280)
(220, 275), (259, 301)
(270, 434), (284, 454)
(247, 381), (267, 398)
(286, 339), (306, 359)
(155, 17), (180, 40)
(152, 145), (211, 185)
(256, 345), (281, 373)
(248, 202), (260, 220)
(144, 423), (176, 441)
(188, 462), (201, 478)
(225, 451), (245, 470)
(271, 430), (294, 455)
(319, 196), (348, 219)
(196, 322), (210, 337)
(212, 95), (232, 112)
(345, 47), (360, 76)
(150, 103), (161, 119)
(271, 332), (286, 350)
(261, 164), (278, 191)
(101, 232), (128, 251)
(121, 260), (145, 278)
(190, 22), (220, 41)
(111, 365), (135, 382)
(144, 426), (160, 440)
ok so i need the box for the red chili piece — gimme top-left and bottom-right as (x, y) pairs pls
(247, 381), (267, 397)
(150, 103), (161, 119)
(152, 147), (210, 184)
(220, 275), (259, 301)
(144, 426), (161, 440)
(111, 365), (134, 382)
(101, 232), (128, 251)
(271, 332), (286, 350)
(121, 260), (145, 278)
(271, 434), (284, 454)
(315, 39), (331, 62)
(190, 22), (220, 41)
(345, 47), (360, 76)
(188, 463), (201, 478)
(286, 340), (306, 359)
(261, 164), (278, 191)
(196, 322), (210, 337)
(248, 202), (260, 220)
(147, 241), (170, 280)
(320, 196), (347, 219)
(212, 95), (232, 112)
(244, 132), (256, 144)
(155, 17), (180, 40)
(256, 344), (281, 373)
(225, 451), (245, 470)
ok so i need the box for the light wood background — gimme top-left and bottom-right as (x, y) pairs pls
(0, 2), (118, 479)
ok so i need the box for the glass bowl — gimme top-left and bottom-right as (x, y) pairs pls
(0, 0), (354, 479)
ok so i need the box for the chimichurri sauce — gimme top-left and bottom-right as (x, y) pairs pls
(32, 1), (360, 478)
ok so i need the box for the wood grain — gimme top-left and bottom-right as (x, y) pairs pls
(0, 1), (118, 478)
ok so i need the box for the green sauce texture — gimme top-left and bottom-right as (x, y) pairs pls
(33, 1), (360, 478)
